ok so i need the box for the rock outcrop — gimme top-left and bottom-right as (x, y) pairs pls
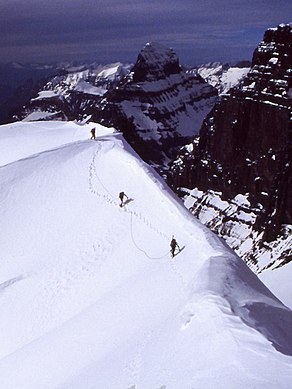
(131, 42), (181, 82)
(170, 24), (292, 270)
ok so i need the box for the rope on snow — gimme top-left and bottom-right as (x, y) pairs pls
(89, 146), (181, 262)
(129, 212), (170, 260)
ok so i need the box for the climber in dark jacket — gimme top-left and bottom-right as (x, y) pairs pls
(119, 191), (128, 207)
(170, 235), (180, 257)
(90, 127), (96, 140)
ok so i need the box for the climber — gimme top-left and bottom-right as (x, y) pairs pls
(170, 235), (180, 258)
(90, 127), (96, 140)
(119, 191), (128, 207)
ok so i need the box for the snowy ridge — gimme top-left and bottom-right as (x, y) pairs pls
(0, 121), (291, 388)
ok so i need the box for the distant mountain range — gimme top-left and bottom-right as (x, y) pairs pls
(13, 62), (132, 123)
(11, 51), (249, 172)
(0, 61), (131, 125)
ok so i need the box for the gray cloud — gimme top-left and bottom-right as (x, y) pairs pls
(0, 0), (291, 64)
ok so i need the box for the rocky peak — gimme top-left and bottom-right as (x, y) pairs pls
(131, 42), (181, 82)
(96, 43), (218, 169)
(238, 23), (292, 101)
(169, 24), (292, 270)
(254, 23), (292, 67)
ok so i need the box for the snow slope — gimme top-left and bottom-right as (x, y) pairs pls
(196, 62), (250, 94)
(0, 121), (291, 389)
(259, 262), (292, 310)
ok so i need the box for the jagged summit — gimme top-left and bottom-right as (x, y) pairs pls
(263, 22), (292, 47)
(241, 23), (292, 101)
(132, 42), (181, 82)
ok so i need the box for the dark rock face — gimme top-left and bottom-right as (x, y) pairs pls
(96, 42), (218, 169)
(170, 24), (292, 269)
(131, 42), (181, 82)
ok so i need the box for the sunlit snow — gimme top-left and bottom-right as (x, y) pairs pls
(0, 121), (291, 389)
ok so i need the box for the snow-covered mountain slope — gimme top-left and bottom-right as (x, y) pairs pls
(194, 62), (250, 94)
(259, 261), (292, 309)
(0, 121), (291, 389)
(181, 187), (292, 302)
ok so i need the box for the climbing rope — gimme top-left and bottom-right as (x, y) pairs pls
(87, 144), (190, 297)
(89, 146), (184, 264)
(129, 212), (170, 260)
(91, 156), (116, 200)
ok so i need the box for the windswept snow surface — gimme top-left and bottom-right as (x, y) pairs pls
(259, 262), (292, 310)
(0, 121), (291, 389)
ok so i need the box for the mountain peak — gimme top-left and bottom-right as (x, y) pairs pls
(132, 41), (181, 82)
(252, 23), (292, 71)
(169, 23), (292, 271)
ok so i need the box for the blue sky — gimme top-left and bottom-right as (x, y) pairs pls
(0, 0), (291, 65)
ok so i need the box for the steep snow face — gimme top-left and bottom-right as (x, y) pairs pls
(259, 261), (292, 309)
(0, 121), (291, 389)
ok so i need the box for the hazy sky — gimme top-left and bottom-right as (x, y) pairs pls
(0, 0), (291, 65)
